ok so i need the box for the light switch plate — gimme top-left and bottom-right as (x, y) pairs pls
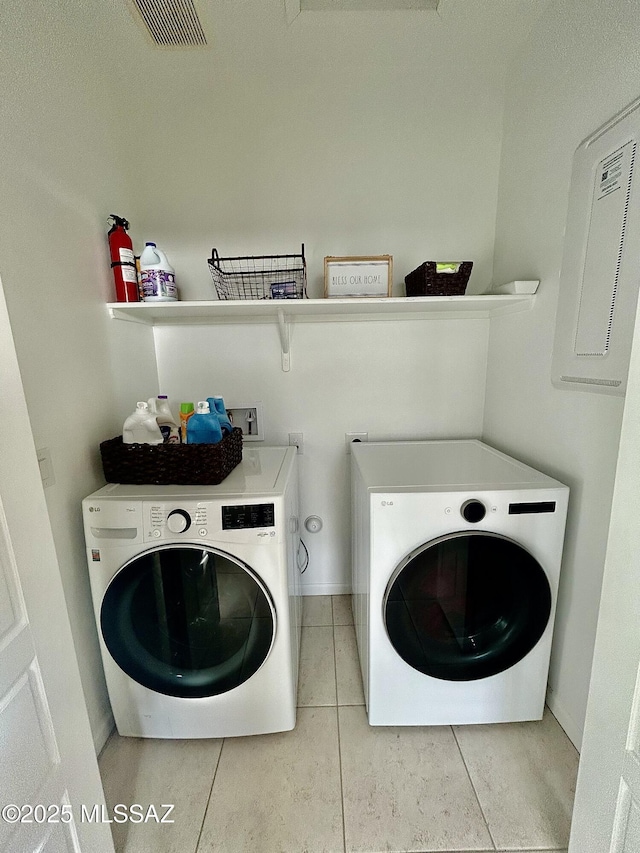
(36, 446), (55, 488)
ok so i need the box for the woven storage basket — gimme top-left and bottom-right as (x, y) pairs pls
(100, 428), (243, 485)
(405, 261), (473, 297)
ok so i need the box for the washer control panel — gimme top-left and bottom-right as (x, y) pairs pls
(222, 503), (275, 530)
(145, 502), (209, 540)
(142, 501), (277, 541)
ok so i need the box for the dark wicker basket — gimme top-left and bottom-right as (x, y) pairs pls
(405, 261), (473, 297)
(100, 428), (243, 485)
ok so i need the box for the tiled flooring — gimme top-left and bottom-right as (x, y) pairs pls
(99, 595), (579, 853)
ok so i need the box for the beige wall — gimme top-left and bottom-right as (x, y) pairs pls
(122, 1), (543, 296)
(155, 318), (489, 592)
(0, 0), (158, 749)
(121, 1), (534, 598)
(485, 0), (640, 747)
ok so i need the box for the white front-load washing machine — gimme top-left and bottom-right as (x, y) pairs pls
(351, 439), (569, 726)
(82, 446), (300, 739)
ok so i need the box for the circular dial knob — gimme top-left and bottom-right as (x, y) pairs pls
(461, 499), (486, 523)
(167, 509), (191, 534)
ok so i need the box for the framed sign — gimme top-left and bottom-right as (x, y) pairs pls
(324, 255), (393, 298)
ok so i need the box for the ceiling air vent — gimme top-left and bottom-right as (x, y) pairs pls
(299, 0), (439, 9)
(130, 0), (207, 47)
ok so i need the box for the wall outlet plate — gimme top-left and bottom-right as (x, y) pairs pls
(227, 402), (265, 441)
(345, 432), (368, 453)
(288, 432), (304, 454)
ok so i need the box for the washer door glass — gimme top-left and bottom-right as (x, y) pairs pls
(384, 532), (552, 681)
(101, 545), (275, 698)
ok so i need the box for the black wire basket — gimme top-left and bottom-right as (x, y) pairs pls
(208, 244), (307, 300)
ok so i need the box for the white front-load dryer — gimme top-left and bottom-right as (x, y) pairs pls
(82, 446), (300, 739)
(351, 439), (569, 726)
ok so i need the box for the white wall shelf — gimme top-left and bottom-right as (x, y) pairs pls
(108, 294), (533, 324)
(107, 295), (534, 371)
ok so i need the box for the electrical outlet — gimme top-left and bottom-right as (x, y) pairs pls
(227, 402), (265, 441)
(345, 432), (368, 453)
(288, 432), (304, 454)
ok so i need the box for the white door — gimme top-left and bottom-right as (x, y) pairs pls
(568, 295), (640, 850)
(0, 278), (114, 853)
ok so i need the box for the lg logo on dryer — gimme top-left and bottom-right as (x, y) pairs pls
(381, 501), (394, 506)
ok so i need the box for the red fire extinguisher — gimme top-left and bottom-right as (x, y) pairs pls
(108, 214), (139, 302)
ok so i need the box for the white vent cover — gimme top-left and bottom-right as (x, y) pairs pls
(130, 0), (207, 46)
(552, 96), (640, 396)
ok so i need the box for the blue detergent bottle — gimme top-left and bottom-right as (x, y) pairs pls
(207, 396), (233, 436)
(187, 401), (223, 444)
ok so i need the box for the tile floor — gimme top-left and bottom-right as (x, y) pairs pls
(99, 595), (579, 853)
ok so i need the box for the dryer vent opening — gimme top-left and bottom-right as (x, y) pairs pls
(129, 0), (208, 47)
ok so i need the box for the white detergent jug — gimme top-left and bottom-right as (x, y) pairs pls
(148, 395), (180, 443)
(140, 242), (178, 302)
(122, 401), (164, 444)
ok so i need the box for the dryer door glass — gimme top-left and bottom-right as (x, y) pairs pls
(101, 545), (275, 698)
(384, 532), (552, 681)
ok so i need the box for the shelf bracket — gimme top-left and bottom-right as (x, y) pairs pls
(277, 309), (291, 372)
(108, 306), (154, 325)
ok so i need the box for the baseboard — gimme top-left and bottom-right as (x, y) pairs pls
(546, 685), (582, 752)
(300, 582), (351, 596)
(93, 707), (115, 756)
